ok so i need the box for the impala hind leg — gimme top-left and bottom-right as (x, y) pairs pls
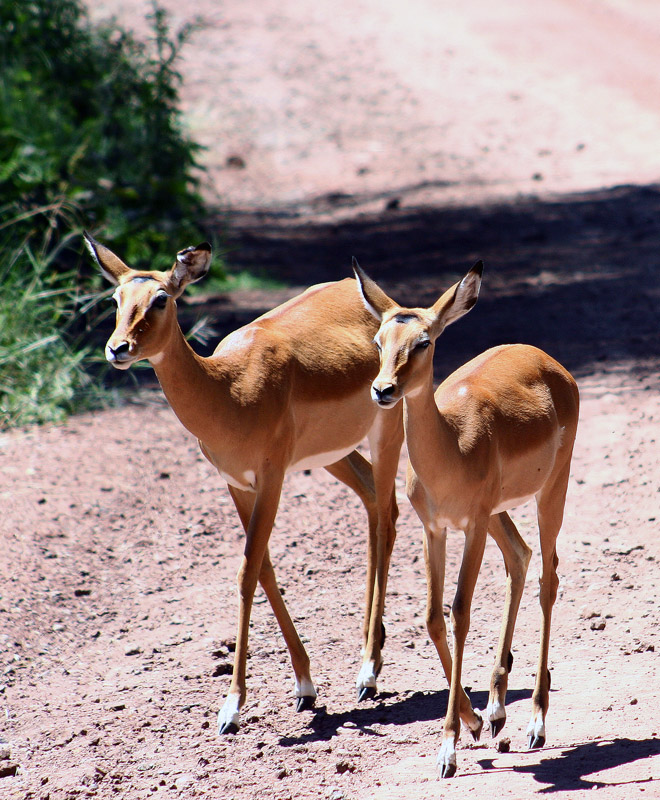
(423, 527), (484, 742)
(527, 460), (571, 749)
(485, 512), (532, 738)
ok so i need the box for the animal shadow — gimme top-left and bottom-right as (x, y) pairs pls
(279, 686), (532, 746)
(477, 736), (660, 792)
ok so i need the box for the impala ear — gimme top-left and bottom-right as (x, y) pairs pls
(431, 260), (483, 337)
(352, 257), (396, 320)
(171, 242), (212, 293)
(83, 231), (130, 285)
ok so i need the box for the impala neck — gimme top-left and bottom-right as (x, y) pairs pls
(148, 320), (230, 440)
(402, 369), (461, 480)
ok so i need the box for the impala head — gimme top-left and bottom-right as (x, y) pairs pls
(84, 232), (212, 369)
(353, 259), (483, 407)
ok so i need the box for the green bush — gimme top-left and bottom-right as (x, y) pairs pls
(0, 0), (222, 428)
(0, 0), (212, 268)
(0, 205), (107, 428)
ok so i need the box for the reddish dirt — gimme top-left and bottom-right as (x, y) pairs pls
(2, 1), (660, 798)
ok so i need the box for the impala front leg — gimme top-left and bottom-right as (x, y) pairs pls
(357, 411), (402, 700)
(218, 474), (285, 735)
(437, 524), (487, 779)
(423, 526), (483, 740)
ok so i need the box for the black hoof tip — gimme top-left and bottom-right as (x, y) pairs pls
(490, 717), (506, 738)
(358, 686), (377, 702)
(219, 722), (239, 735)
(296, 695), (315, 713)
(440, 763), (457, 779)
(470, 716), (484, 742)
(528, 734), (545, 750)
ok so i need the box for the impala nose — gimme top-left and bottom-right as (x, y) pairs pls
(372, 384), (396, 406)
(106, 341), (131, 364)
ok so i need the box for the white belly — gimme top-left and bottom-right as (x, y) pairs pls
(492, 494), (535, 515)
(288, 445), (355, 473)
(218, 468), (256, 491)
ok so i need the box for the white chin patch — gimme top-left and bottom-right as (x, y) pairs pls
(107, 358), (133, 371)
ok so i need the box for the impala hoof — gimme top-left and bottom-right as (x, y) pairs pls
(439, 761), (457, 779)
(358, 685), (377, 702)
(469, 714), (484, 742)
(296, 695), (316, 712)
(528, 732), (546, 750)
(219, 721), (239, 735)
(490, 717), (506, 738)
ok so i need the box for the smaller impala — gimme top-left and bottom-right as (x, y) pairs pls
(85, 234), (404, 736)
(354, 261), (579, 778)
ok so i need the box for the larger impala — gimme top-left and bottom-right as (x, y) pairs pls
(85, 234), (403, 734)
(354, 262), (579, 778)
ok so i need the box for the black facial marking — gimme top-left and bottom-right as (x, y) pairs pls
(130, 276), (157, 284)
(394, 313), (419, 324)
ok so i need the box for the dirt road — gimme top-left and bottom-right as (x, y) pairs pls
(1, 1), (659, 798)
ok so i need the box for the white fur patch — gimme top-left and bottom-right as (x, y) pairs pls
(492, 494), (535, 515)
(289, 446), (355, 473)
(355, 280), (382, 321)
(295, 677), (317, 699)
(487, 699), (506, 723)
(527, 714), (546, 742)
(436, 736), (457, 772)
(218, 469), (256, 491)
(85, 236), (117, 285)
(218, 693), (241, 731)
(356, 661), (378, 691)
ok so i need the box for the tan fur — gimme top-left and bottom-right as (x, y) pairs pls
(355, 263), (579, 777)
(85, 234), (403, 731)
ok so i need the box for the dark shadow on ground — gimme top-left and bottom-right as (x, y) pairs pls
(278, 686), (532, 746)
(212, 183), (659, 382)
(477, 736), (660, 792)
(92, 183), (660, 389)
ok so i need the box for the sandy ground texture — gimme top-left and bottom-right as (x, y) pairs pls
(2, 1), (660, 798)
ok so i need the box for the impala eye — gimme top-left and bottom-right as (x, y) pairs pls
(151, 292), (169, 309)
(415, 339), (431, 351)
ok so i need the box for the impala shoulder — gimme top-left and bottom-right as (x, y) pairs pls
(214, 324), (290, 360)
